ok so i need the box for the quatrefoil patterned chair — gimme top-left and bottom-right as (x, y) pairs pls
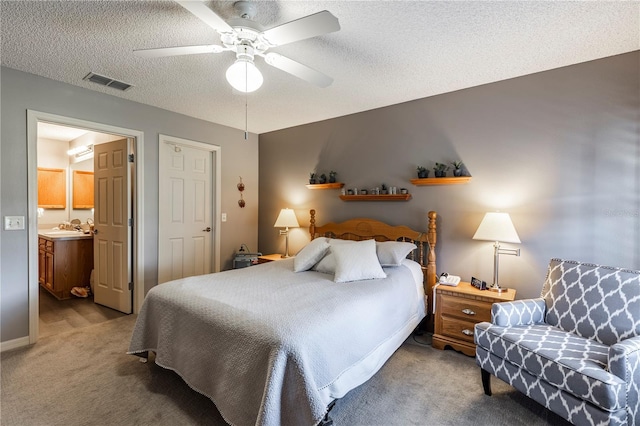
(475, 258), (640, 425)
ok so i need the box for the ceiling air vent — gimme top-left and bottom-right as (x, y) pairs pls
(83, 72), (132, 91)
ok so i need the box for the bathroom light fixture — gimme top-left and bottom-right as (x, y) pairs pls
(67, 144), (93, 158)
(472, 212), (521, 292)
(274, 208), (299, 258)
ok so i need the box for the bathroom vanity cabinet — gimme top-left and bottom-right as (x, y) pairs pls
(38, 233), (93, 300)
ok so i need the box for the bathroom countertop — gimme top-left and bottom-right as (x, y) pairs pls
(38, 230), (93, 240)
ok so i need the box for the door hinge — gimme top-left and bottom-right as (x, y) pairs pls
(128, 154), (134, 163)
(129, 282), (133, 291)
(128, 218), (134, 227)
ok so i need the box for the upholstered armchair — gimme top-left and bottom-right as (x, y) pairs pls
(475, 258), (640, 426)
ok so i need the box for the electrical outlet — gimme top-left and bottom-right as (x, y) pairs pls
(4, 216), (25, 230)
(221, 213), (227, 222)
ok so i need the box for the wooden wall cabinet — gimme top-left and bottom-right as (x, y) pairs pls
(38, 236), (94, 300)
(37, 167), (66, 209)
(73, 170), (94, 209)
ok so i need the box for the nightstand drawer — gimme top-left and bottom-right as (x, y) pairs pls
(440, 294), (492, 322)
(433, 282), (516, 356)
(440, 316), (478, 343)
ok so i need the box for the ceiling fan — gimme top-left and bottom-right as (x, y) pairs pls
(134, 1), (340, 92)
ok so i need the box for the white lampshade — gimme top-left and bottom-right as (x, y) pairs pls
(226, 59), (263, 93)
(472, 212), (521, 243)
(274, 208), (299, 228)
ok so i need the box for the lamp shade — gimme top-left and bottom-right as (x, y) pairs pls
(226, 59), (263, 93)
(472, 212), (521, 243)
(274, 208), (299, 228)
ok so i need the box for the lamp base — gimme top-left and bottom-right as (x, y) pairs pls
(281, 254), (291, 258)
(488, 285), (508, 293)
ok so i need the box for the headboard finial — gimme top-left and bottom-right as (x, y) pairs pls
(309, 209), (316, 239)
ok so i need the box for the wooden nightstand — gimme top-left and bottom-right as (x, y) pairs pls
(257, 254), (290, 263)
(432, 282), (516, 356)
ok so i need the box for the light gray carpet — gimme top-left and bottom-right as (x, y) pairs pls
(38, 286), (127, 339)
(1, 315), (570, 425)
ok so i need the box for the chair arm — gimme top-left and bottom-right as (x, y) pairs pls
(609, 336), (640, 426)
(491, 298), (546, 327)
(609, 336), (640, 380)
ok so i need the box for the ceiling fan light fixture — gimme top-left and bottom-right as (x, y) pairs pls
(226, 58), (263, 93)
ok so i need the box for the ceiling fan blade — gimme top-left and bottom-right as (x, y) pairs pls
(176, 1), (234, 33)
(262, 10), (340, 46)
(264, 53), (333, 88)
(134, 45), (224, 58)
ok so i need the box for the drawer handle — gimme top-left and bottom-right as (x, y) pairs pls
(461, 308), (476, 315)
(461, 329), (473, 336)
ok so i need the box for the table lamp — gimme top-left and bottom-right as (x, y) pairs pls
(274, 208), (299, 258)
(472, 212), (521, 292)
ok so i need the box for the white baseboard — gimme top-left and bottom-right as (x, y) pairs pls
(1, 336), (30, 352)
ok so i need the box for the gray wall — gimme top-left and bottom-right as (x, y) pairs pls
(1, 67), (259, 342)
(258, 51), (640, 300)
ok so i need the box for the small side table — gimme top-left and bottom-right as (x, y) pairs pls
(432, 282), (516, 356)
(257, 254), (290, 264)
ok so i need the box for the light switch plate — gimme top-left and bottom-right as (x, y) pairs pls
(221, 213), (227, 222)
(4, 216), (25, 230)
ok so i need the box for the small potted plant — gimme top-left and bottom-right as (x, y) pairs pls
(318, 173), (327, 184)
(416, 166), (429, 179)
(329, 171), (337, 183)
(451, 161), (464, 177)
(309, 172), (317, 184)
(381, 183), (388, 195)
(433, 162), (449, 178)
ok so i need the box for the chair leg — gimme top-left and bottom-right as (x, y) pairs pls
(481, 368), (492, 396)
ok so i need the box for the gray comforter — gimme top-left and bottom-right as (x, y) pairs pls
(128, 258), (423, 426)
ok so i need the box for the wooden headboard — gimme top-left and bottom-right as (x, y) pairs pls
(309, 209), (437, 327)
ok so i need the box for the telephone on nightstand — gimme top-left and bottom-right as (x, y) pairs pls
(438, 272), (461, 286)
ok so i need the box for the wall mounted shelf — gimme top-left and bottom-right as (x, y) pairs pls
(410, 177), (472, 186)
(339, 194), (412, 201)
(306, 182), (344, 189)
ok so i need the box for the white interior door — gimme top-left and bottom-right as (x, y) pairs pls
(158, 140), (213, 284)
(93, 138), (132, 313)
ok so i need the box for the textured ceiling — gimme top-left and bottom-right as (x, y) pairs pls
(2, 1), (639, 134)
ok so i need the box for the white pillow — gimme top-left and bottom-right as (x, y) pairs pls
(312, 239), (354, 274)
(313, 252), (336, 274)
(293, 238), (330, 272)
(376, 241), (417, 267)
(332, 239), (387, 283)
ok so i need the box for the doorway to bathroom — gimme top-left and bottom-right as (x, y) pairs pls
(35, 122), (127, 337)
(27, 111), (146, 343)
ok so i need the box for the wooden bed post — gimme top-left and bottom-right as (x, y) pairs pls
(424, 211), (437, 332)
(427, 211), (437, 290)
(309, 209), (316, 239)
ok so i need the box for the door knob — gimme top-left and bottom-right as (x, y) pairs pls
(93, 229), (99, 234)
(203, 227), (211, 232)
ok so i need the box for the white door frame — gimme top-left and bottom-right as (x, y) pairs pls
(159, 134), (221, 274)
(27, 110), (145, 344)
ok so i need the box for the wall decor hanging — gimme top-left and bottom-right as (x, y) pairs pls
(238, 176), (245, 208)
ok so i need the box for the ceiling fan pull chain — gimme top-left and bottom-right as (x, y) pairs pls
(244, 60), (249, 140)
